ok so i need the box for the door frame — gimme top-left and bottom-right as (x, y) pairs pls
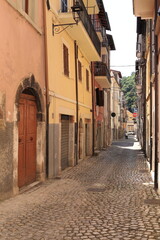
(13, 75), (45, 194)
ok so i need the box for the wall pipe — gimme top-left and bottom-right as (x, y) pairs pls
(74, 40), (79, 165)
(150, 19), (153, 171)
(142, 62), (146, 155)
(154, 0), (158, 189)
(43, 0), (50, 177)
(91, 62), (95, 155)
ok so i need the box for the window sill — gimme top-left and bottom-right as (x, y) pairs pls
(6, 0), (43, 35)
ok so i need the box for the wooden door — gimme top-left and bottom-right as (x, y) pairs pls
(18, 94), (37, 188)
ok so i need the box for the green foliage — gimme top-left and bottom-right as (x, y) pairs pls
(121, 72), (137, 113)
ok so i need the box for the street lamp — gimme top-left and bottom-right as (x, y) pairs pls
(52, 1), (83, 35)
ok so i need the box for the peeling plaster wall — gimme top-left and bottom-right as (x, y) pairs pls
(0, 92), (13, 200)
(0, 0), (46, 200)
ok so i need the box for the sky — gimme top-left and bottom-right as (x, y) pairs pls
(104, 0), (137, 77)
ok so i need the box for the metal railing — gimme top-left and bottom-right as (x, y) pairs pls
(94, 62), (110, 81)
(77, 0), (101, 56)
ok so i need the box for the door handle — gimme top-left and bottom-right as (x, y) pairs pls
(30, 137), (33, 141)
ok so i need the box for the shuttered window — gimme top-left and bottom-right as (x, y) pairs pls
(95, 88), (104, 106)
(99, 90), (104, 106)
(22, 0), (29, 14)
(86, 69), (89, 91)
(78, 60), (82, 81)
(96, 88), (99, 105)
(63, 44), (69, 77)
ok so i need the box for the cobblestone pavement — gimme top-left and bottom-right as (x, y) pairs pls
(0, 137), (160, 240)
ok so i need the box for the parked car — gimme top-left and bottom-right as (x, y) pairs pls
(128, 131), (135, 135)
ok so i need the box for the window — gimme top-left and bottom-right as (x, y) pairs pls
(99, 90), (104, 106)
(63, 44), (69, 77)
(22, 0), (29, 14)
(61, 0), (68, 12)
(95, 88), (104, 106)
(78, 60), (82, 81)
(96, 88), (99, 105)
(102, 55), (107, 64)
(22, 0), (37, 23)
(86, 69), (89, 91)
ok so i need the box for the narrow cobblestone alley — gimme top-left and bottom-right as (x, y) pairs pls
(0, 137), (160, 240)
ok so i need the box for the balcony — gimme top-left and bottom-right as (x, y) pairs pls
(57, 0), (101, 61)
(94, 62), (111, 88)
(83, 0), (99, 15)
(102, 36), (108, 48)
(92, 19), (104, 41)
(133, 0), (155, 19)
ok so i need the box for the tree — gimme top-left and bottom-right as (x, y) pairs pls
(121, 72), (137, 112)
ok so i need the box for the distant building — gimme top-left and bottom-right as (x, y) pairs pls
(126, 111), (135, 133)
(110, 70), (126, 140)
(92, 0), (115, 151)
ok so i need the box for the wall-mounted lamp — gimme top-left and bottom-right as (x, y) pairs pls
(136, 42), (143, 59)
(136, 51), (143, 59)
(52, 1), (83, 35)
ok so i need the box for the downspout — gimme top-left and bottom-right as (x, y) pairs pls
(74, 40), (79, 165)
(150, 19), (153, 171)
(154, 0), (158, 189)
(43, 1), (50, 177)
(140, 21), (146, 155)
(91, 62), (95, 155)
(142, 61), (146, 155)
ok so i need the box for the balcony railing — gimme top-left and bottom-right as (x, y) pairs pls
(94, 62), (110, 81)
(77, 0), (101, 56)
(102, 37), (108, 48)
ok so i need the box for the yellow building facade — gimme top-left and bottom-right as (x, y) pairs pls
(110, 70), (125, 140)
(44, 0), (101, 177)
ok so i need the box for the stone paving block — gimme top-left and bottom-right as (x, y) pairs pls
(0, 138), (160, 239)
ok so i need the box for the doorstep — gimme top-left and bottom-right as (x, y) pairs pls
(19, 181), (42, 194)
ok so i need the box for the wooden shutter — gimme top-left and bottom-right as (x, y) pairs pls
(22, 0), (29, 14)
(96, 88), (104, 106)
(86, 69), (89, 91)
(25, 0), (29, 14)
(63, 44), (69, 76)
(78, 60), (82, 81)
(99, 90), (104, 106)
(96, 88), (99, 105)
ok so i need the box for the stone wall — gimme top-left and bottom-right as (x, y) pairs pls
(0, 92), (13, 200)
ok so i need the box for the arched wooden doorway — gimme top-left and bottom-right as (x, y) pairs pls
(18, 89), (37, 188)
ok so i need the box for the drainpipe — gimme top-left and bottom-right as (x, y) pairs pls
(154, 0), (158, 189)
(91, 62), (95, 155)
(142, 63), (146, 155)
(150, 19), (153, 171)
(74, 40), (79, 165)
(43, 1), (50, 177)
